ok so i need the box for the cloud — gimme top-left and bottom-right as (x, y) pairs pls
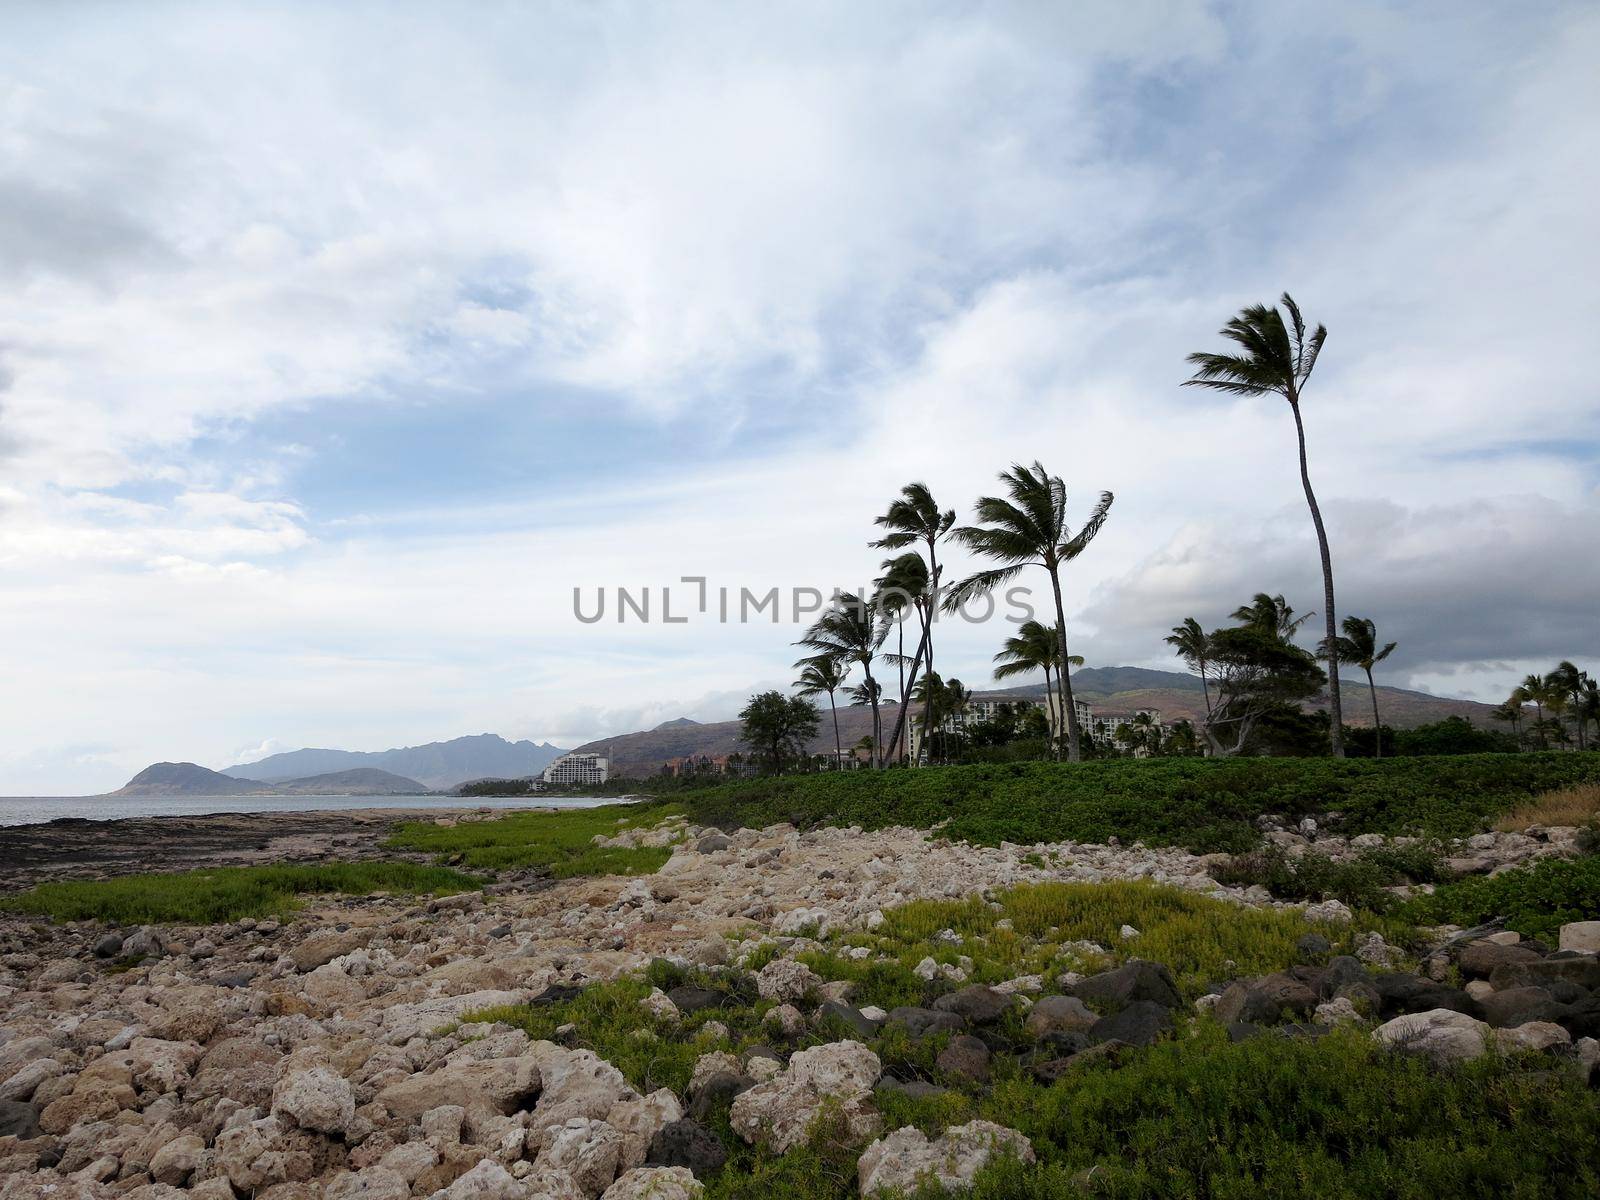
(0, 3), (1595, 792)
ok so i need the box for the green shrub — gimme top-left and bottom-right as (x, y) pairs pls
(1213, 842), (1451, 912)
(676, 754), (1600, 853)
(1402, 855), (1600, 941)
(0, 861), (482, 924)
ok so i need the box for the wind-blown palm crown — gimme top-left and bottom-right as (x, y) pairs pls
(795, 592), (888, 767)
(794, 656), (849, 766)
(1232, 593), (1313, 640)
(1165, 616), (1214, 720)
(1184, 292), (1346, 756)
(948, 461), (1112, 762)
(1326, 615), (1397, 757)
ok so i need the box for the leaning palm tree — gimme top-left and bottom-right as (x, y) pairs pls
(1491, 699), (1524, 747)
(1185, 294), (1346, 756)
(797, 593), (889, 767)
(1326, 616), (1397, 757)
(794, 656), (849, 768)
(872, 484), (956, 762)
(876, 552), (931, 765)
(947, 463), (1112, 761)
(1165, 618), (1214, 730)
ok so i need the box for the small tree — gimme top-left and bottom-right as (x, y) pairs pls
(1325, 616), (1397, 757)
(739, 691), (821, 774)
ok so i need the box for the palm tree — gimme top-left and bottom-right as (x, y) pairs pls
(1165, 618), (1214, 734)
(994, 620), (1081, 757)
(1517, 674), (1549, 749)
(1326, 616), (1397, 757)
(1185, 294), (1346, 756)
(876, 553), (931, 766)
(1549, 662), (1591, 751)
(1231, 592), (1314, 640)
(1577, 678), (1600, 750)
(948, 462), (1113, 761)
(794, 656), (849, 768)
(872, 484), (956, 765)
(1491, 699), (1524, 747)
(796, 593), (889, 767)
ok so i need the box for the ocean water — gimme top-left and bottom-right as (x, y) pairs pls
(0, 793), (624, 828)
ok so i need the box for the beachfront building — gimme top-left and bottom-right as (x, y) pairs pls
(543, 751), (609, 786)
(662, 753), (759, 779)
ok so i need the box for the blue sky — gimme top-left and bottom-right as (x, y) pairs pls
(1, 2), (1596, 793)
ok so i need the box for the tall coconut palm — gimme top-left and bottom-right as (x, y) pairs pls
(948, 462), (1113, 761)
(794, 656), (849, 768)
(876, 553), (931, 766)
(796, 593), (889, 767)
(1164, 618), (1214, 731)
(1326, 616), (1397, 757)
(1517, 674), (1549, 749)
(872, 484), (956, 764)
(1185, 294), (1346, 756)
(1577, 677), (1600, 750)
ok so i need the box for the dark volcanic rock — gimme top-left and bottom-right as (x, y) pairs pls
(1318, 956), (1367, 999)
(1214, 973), (1319, 1025)
(0, 1101), (41, 1140)
(1031, 1040), (1128, 1082)
(1295, 933), (1332, 961)
(648, 1119), (727, 1175)
(1089, 1000), (1174, 1047)
(1479, 986), (1554, 1028)
(887, 1006), (967, 1039)
(1071, 960), (1182, 1010)
(931, 985), (1015, 1025)
(875, 1077), (949, 1100)
(817, 1001), (883, 1038)
(667, 986), (726, 1014)
(1489, 956), (1600, 993)
(936, 1035), (991, 1082)
(1457, 941), (1542, 979)
(1371, 973), (1481, 1018)
(688, 1072), (754, 1123)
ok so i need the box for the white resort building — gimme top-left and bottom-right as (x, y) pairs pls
(542, 751), (609, 787)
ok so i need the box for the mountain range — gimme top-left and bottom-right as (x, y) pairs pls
(112, 763), (428, 797)
(225, 734), (566, 790)
(571, 665), (1512, 777)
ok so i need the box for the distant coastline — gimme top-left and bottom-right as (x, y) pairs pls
(0, 792), (623, 829)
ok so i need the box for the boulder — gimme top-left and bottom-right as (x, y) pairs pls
(817, 1002), (883, 1039)
(1478, 986), (1554, 1029)
(1488, 957), (1600, 993)
(1495, 1022), (1572, 1053)
(290, 930), (369, 973)
(434, 1159), (527, 1200)
(1374, 1009), (1491, 1064)
(600, 1167), (703, 1200)
(272, 1066), (357, 1136)
(885, 1008), (966, 1040)
(664, 987), (723, 1015)
(149, 1133), (206, 1186)
(1558, 923), (1600, 954)
(1070, 961), (1181, 1010)
(755, 959), (820, 1004)
(728, 1041), (881, 1153)
(327, 1168), (412, 1200)
(930, 986), (1014, 1026)
(1214, 974), (1318, 1025)
(1088, 1001), (1173, 1047)
(1456, 941), (1541, 979)
(1370, 974), (1480, 1019)
(646, 1120), (727, 1176)
(378, 1057), (541, 1118)
(0, 1099), (42, 1140)
(1024, 995), (1098, 1038)
(935, 1036), (991, 1083)
(606, 1089), (683, 1172)
(858, 1120), (1035, 1197)
(536, 1117), (624, 1196)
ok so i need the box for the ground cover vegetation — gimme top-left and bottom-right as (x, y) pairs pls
(0, 861), (481, 924)
(384, 802), (681, 874)
(467, 878), (1598, 1200)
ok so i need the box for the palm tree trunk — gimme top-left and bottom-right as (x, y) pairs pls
(1535, 701), (1546, 750)
(864, 663), (882, 768)
(921, 542), (939, 770)
(828, 689), (842, 767)
(1042, 661), (1056, 757)
(1289, 398), (1344, 758)
(1366, 666), (1382, 759)
(1047, 566), (1082, 762)
(883, 621), (929, 764)
(896, 620), (906, 765)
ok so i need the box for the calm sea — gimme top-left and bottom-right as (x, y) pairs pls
(0, 793), (623, 828)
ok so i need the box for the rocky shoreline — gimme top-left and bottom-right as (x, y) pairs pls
(1, 812), (1597, 1199)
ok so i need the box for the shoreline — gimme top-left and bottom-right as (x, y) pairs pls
(0, 801), (634, 891)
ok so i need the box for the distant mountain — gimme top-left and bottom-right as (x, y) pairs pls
(226, 734), (567, 790)
(654, 718), (702, 730)
(269, 768), (427, 795)
(114, 762), (263, 796)
(573, 666), (1512, 777)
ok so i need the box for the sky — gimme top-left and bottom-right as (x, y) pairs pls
(1, 1), (1596, 794)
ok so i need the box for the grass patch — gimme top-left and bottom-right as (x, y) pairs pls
(1494, 782), (1600, 832)
(0, 861), (482, 924)
(385, 802), (681, 875)
(677, 754), (1600, 853)
(1402, 854), (1600, 941)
